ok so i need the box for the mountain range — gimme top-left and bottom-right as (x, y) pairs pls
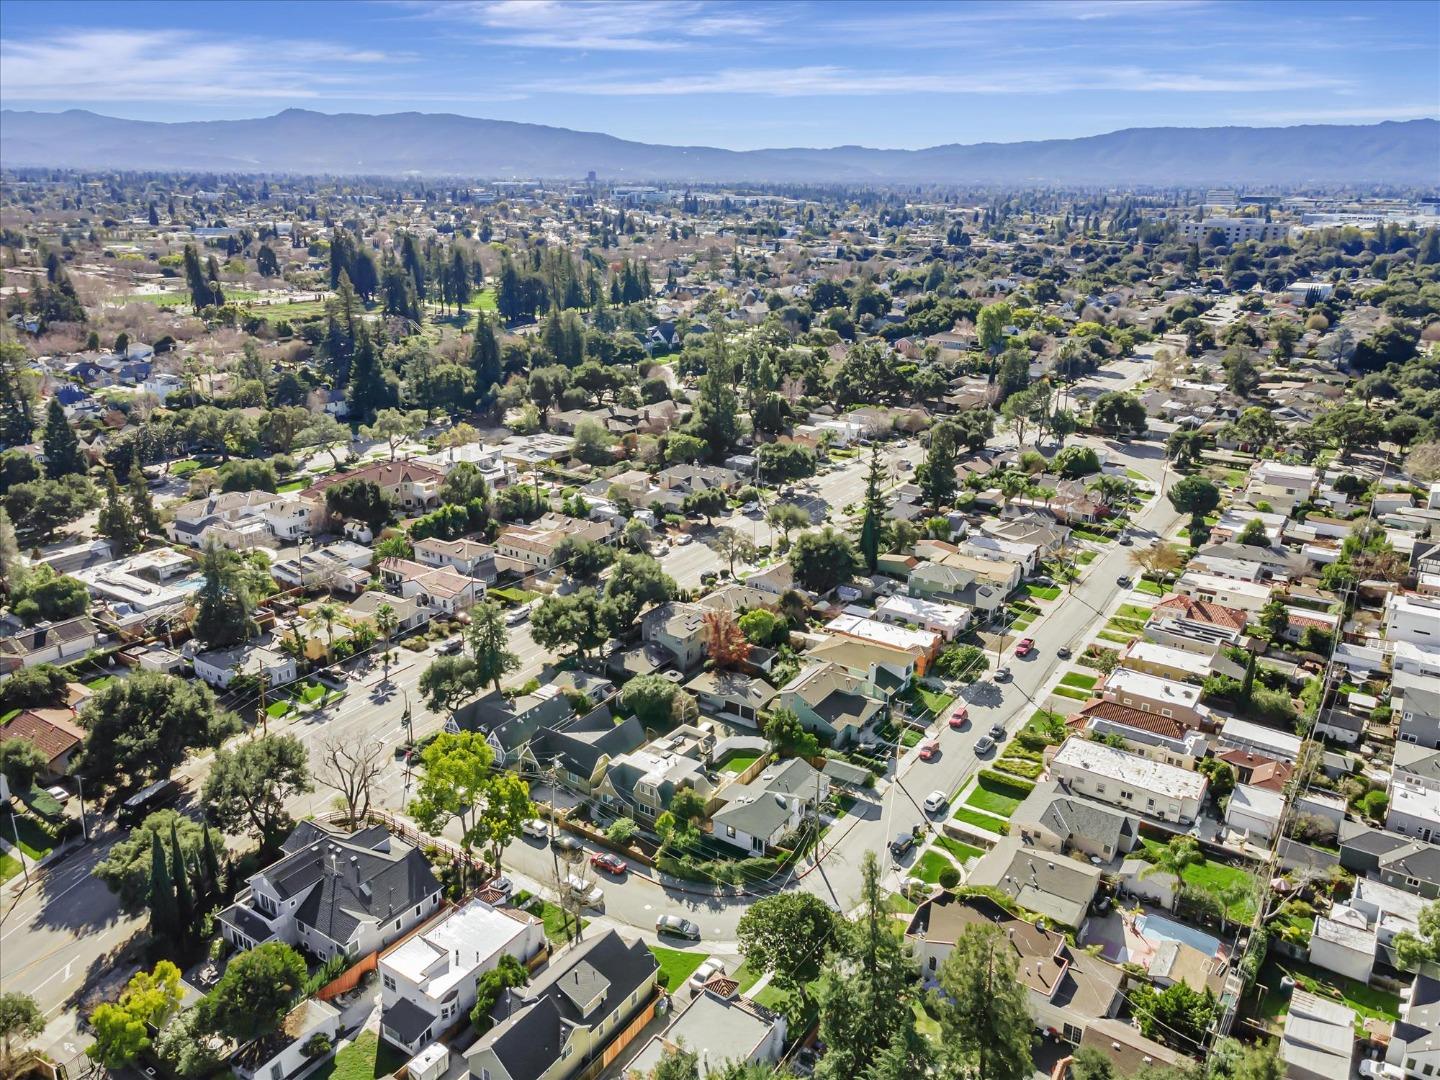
(2, 109), (1436, 185)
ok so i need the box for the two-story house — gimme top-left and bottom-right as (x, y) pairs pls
(710, 758), (829, 856)
(217, 822), (442, 961)
(1048, 737), (1208, 824)
(777, 662), (885, 748)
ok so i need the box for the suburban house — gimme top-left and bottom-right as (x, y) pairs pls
(378, 898), (546, 1055)
(464, 929), (659, 1080)
(217, 821), (442, 961)
(0, 616), (104, 672)
(0, 707), (86, 781)
(1173, 570), (1273, 614)
(1244, 460), (1318, 514)
(624, 983), (786, 1078)
(597, 726), (715, 822)
(1386, 776), (1440, 843)
(379, 557), (485, 614)
(872, 593), (970, 641)
(641, 602), (710, 671)
(452, 689), (575, 765)
(345, 590), (426, 634)
(1010, 780), (1139, 863)
(805, 635), (916, 701)
(1217, 716), (1303, 762)
(166, 490), (315, 550)
(964, 837), (1103, 929)
(1048, 737), (1208, 824)
(1393, 668), (1440, 748)
(777, 662), (885, 748)
(1095, 669), (1211, 729)
(710, 757), (828, 855)
(269, 541), (372, 592)
(494, 514), (613, 574)
(517, 708), (646, 796)
(1224, 784), (1287, 842)
(1120, 639), (1241, 685)
(905, 893), (1121, 1044)
(1073, 699), (1210, 766)
(231, 999), (341, 1080)
(301, 460), (444, 519)
(684, 669), (777, 729)
(192, 641), (297, 690)
(1280, 991), (1355, 1080)
(1384, 973), (1440, 1080)
(1385, 592), (1440, 648)
(1074, 1019), (1191, 1078)
(412, 536), (498, 581)
(824, 612), (940, 669)
(1308, 878), (1425, 984)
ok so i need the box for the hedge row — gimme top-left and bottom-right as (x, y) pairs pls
(976, 769), (1037, 799)
(993, 756), (1044, 780)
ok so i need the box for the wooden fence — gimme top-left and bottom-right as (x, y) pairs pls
(316, 900), (457, 1001)
(573, 988), (662, 1080)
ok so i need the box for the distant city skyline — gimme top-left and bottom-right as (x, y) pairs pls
(1, 0), (1436, 151)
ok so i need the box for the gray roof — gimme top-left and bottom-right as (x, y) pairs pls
(1394, 974), (1440, 1058)
(965, 836), (1102, 929)
(1394, 743), (1440, 785)
(382, 995), (437, 1047)
(529, 707), (645, 779)
(1011, 779), (1136, 854)
(469, 930), (657, 1078)
(256, 822), (439, 947)
(1378, 840), (1440, 884)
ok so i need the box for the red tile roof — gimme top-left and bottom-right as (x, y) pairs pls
(1155, 593), (1249, 632)
(1075, 698), (1190, 740)
(2, 708), (84, 764)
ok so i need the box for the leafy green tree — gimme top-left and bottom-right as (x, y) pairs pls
(932, 923), (1034, 1080)
(813, 852), (916, 1080)
(418, 654), (481, 718)
(466, 601), (520, 692)
(766, 502), (810, 544)
(218, 458), (279, 493)
(620, 674), (688, 729)
(682, 487), (727, 524)
(202, 735), (312, 856)
(9, 564), (89, 624)
(324, 477), (394, 534)
(1129, 981), (1216, 1050)
(918, 422), (958, 512)
(764, 707), (819, 759)
(469, 312), (503, 407)
(1236, 518), (1269, 547)
(409, 731), (497, 884)
(736, 893), (839, 1014)
(469, 954), (528, 1031)
(687, 333), (743, 459)
(98, 470), (142, 554)
(757, 442), (816, 484)
(0, 342), (35, 448)
(169, 819), (196, 937)
(88, 962), (184, 1068)
(649, 1046), (700, 1080)
(554, 535), (614, 581)
(346, 324), (399, 423)
(789, 526), (861, 594)
(1393, 900), (1440, 970)
(1092, 391), (1147, 436)
(470, 770), (534, 871)
(78, 674), (237, 791)
(42, 396), (86, 478)
(3, 475), (99, 541)
(1069, 1046), (1117, 1080)
(1167, 476), (1221, 542)
(738, 608), (788, 648)
(0, 740), (47, 791)
(933, 643), (988, 683)
(199, 942), (307, 1042)
(0, 991), (44, 1066)
(530, 589), (609, 658)
(1054, 445), (1101, 478)
(0, 664), (69, 711)
(604, 553), (677, 633)
(192, 543), (256, 649)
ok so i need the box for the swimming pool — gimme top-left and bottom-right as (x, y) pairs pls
(1135, 913), (1222, 958)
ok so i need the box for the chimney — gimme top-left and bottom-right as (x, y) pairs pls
(350, 855), (360, 884)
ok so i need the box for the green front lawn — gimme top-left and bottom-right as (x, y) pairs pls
(1077, 550), (1098, 564)
(951, 805), (1009, 834)
(914, 849), (955, 885)
(0, 852), (22, 883)
(1139, 840), (1257, 922)
(1026, 584), (1061, 601)
(904, 684), (956, 718)
(1135, 578), (1165, 597)
(718, 751), (764, 775)
(1098, 630), (1135, 644)
(1072, 529), (1113, 544)
(276, 478), (307, 493)
(312, 1031), (408, 1080)
(1255, 958), (1401, 1033)
(1060, 672), (1099, 689)
(84, 675), (113, 691)
(731, 957), (762, 993)
(1117, 604), (1154, 620)
(649, 945), (711, 990)
(935, 835), (985, 863)
(1050, 686), (1090, 700)
(3, 812), (55, 861)
(266, 700), (292, 719)
(525, 897), (589, 943)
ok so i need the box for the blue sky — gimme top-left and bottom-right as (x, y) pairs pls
(1, 0), (1436, 150)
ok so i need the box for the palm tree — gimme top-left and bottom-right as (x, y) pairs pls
(1211, 879), (1252, 935)
(310, 602), (341, 658)
(1141, 836), (1201, 895)
(374, 602), (398, 683)
(999, 471), (1029, 510)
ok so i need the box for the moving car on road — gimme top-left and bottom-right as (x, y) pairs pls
(994, 666), (1012, 682)
(521, 819), (551, 839)
(988, 722), (1007, 742)
(551, 834), (583, 856)
(657, 914), (702, 940)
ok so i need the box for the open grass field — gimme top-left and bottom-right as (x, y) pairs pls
(649, 945), (711, 990)
(311, 1031), (408, 1080)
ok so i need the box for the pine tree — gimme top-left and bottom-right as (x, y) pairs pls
(346, 324), (396, 423)
(857, 445), (888, 572)
(42, 396), (86, 478)
(469, 311), (502, 407)
(97, 470), (139, 554)
(0, 507), (21, 595)
(129, 470), (160, 537)
(200, 816), (224, 903)
(0, 342), (35, 446)
(169, 819), (195, 938)
(918, 422), (958, 513)
(148, 831), (177, 938)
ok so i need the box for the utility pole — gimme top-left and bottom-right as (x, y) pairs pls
(8, 808), (28, 884)
(258, 670), (270, 737)
(544, 760), (574, 944)
(76, 774), (89, 842)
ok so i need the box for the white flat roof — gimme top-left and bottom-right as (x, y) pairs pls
(1123, 640), (1212, 678)
(1389, 779), (1440, 821)
(1230, 783), (1285, 819)
(1219, 716), (1302, 759)
(382, 899), (531, 996)
(875, 594), (969, 629)
(1103, 668), (1203, 708)
(1177, 571), (1273, 599)
(1051, 737), (1207, 801)
(825, 613), (937, 653)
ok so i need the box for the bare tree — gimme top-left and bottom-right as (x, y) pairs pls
(315, 737), (385, 828)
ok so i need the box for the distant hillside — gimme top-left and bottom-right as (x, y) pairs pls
(1, 109), (1435, 185)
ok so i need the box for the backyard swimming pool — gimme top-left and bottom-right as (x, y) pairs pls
(1135, 913), (1223, 958)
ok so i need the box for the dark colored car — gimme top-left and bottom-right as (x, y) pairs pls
(889, 831), (917, 858)
(551, 834), (583, 856)
(989, 723), (1007, 741)
(1056, 646), (1073, 659)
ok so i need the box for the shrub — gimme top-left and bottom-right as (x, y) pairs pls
(938, 866), (961, 889)
(993, 756), (1044, 780)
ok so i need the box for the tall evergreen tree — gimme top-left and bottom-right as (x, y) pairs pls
(857, 445), (888, 572)
(129, 470), (160, 537)
(169, 819), (195, 938)
(192, 544), (256, 649)
(346, 325), (397, 423)
(42, 396), (86, 478)
(97, 470), (140, 554)
(148, 831), (176, 938)
(469, 312), (503, 407)
(200, 815), (224, 904)
(932, 923), (1035, 1080)
(0, 342), (35, 446)
(918, 422), (958, 513)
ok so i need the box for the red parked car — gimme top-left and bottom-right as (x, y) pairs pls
(1015, 638), (1035, 657)
(590, 852), (627, 875)
(918, 738), (941, 761)
(948, 706), (969, 729)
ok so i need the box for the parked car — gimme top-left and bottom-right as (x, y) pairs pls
(989, 722), (1007, 741)
(1015, 638), (1035, 658)
(1056, 646), (1072, 660)
(923, 791), (948, 814)
(521, 819), (551, 839)
(656, 914), (701, 940)
(948, 706), (969, 730)
(44, 784), (71, 805)
(688, 958), (728, 992)
(1119, 533), (1133, 546)
(994, 666), (1012, 682)
(1116, 575), (1133, 587)
(590, 852), (627, 875)
(1030, 575), (1055, 587)
(741, 501), (760, 515)
(505, 606), (529, 627)
(551, 834), (584, 856)
(438, 636), (464, 654)
(565, 875), (604, 907)
(974, 736), (995, 755)
(917, 738), (940, 761)
(889, 831), (917, 857)
(674, 534), (694, 546)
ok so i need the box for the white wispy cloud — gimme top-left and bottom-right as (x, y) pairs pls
(0, 29), (402, 102)
(411, 0), (781, 51)
(532, 62), (1350, 97)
